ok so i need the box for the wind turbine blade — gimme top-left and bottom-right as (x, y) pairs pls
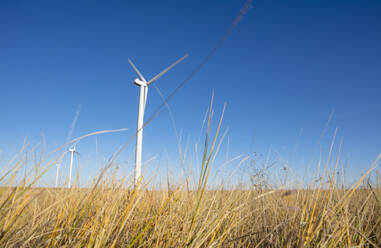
(147, 54), (188, 86)
(128, 58), (147, 82)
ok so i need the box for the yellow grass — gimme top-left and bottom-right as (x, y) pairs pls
(0, 183), (380, 247)
(1, 105), (380, 247)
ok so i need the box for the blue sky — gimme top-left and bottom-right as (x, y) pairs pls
(1, 0), (380, 187)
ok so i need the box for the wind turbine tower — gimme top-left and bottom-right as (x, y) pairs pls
(68, 145), (79, 188)
(55, 162), (61, 188)
(128, 54), (188, 186)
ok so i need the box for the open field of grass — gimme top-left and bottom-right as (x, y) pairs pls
(1, 163), (380, 247)
(1, 106), (381, 247)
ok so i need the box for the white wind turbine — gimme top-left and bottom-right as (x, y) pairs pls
(68, 145), (79, 188)
(128, 54), (188, 186)
(55, 162), (61, 188)
(55, 153), (66, 188)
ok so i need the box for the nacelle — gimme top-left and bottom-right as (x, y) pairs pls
(134, 78), (147, 86)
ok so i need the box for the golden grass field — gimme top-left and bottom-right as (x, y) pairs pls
(0, 181), (380, 247)
(1, 108), (380, 247)
(1, 146), (380, 248)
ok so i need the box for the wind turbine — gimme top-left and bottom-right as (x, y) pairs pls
(55, 151), (67, 188)
(68, 145), (79, 188)
(55, 162), (61, 188)
(128, 54), (188, 186)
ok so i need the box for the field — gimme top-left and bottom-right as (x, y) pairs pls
(1, 103), (380, 248)
(0, 182), (380, 247)
(1, 125), (380, 247)
(1, 108), (381, 248)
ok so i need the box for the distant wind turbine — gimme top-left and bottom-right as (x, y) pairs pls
(68, 145), (80, 188)
(55, 162), (61, 188)
(128, 54), (188, 186)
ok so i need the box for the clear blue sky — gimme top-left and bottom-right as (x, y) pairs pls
(1, 0), (380, 186)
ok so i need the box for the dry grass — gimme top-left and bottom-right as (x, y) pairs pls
(1, 104), (380, 247)
(1, 151), (380, 248)
(0, 181), (380, 247)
